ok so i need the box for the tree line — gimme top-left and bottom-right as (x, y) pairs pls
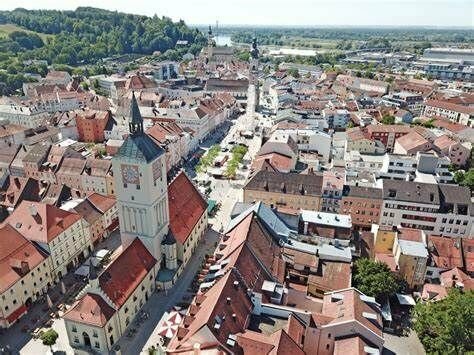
(0, 7), (206, 66)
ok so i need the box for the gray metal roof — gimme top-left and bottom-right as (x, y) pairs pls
(226, 201), (292, 241)
(115, 133), (164, 163)
(398, 239), (428, 258)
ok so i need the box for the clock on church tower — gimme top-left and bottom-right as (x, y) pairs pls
(112, 92), (169, 262)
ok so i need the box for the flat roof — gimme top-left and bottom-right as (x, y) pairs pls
(398, 239), (428, 258)
(301, 210), (352, 228)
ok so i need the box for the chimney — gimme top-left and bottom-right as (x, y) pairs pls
(233, 281), (239, 290)
(226, 297), (231, 305)
(232, 313), (237, 322)
(193, 343), (201, 355)
(28, 204), (38, 217)
(20, 261), (30, 275)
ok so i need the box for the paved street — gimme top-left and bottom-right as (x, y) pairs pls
(383, 330), (426, 355)
(117, 228), (220, 355)
(202, 111), (263, 232)
(0, 112), (259, 355)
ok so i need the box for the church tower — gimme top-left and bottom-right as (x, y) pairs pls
(112, 93), (169, 263)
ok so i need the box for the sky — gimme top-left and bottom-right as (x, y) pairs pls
(1, 0), (473, 27)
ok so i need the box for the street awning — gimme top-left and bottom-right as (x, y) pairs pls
(207, 199), (216, 214)
(396, 293), (416, 306)
(95, 249), (110, 260)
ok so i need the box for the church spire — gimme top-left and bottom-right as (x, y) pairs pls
(207, 25), (215, 48)
(250, 37), (259, 60)
(129, 91), (143, 135)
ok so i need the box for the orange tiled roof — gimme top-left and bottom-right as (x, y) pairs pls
(428, 236), (463, 269)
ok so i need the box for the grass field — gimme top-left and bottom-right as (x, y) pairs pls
(0, 23), (53, 41)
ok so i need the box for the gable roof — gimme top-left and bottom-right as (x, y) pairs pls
(7, 201), (81, 243)
(99, 238), (156, 307)
(428, 236), (463, 269)
(63, 293), (115, 327)
(168, 172), (207, 244)
(0, 224), (47, 293)
(237, 328), (305, 355)
(244, 170), (323, 197)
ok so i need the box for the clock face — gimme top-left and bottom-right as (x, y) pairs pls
(121, 164), (140, 184)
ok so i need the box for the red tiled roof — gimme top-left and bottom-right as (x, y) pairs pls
(397, 228), (423, 243)
(7, 201), (81, 243)
(425, 99), (474, 115)
(334, 335), (371, 355)
(433, 135), (456, 151)
(375, 253), (398, 272)
(237, 329), (305, 355)
(87, 193), (116, 213)
(0, 224), (47, 293)
(462, 238), (474, 273)
(366, 124), (411, 134)
(323, 288), (383, 339)
(252, 153), (293, 173)
(63, 293), (115, 327)
(308, 261), (352, 292)
(395, 131), (430, 152)
(421, 283), (448, 302)
(99, 239), (156, 307)
(73, 199), (102, 224)
(168, 172), (207, 244)
(440, 267), (474, 291)
(432, 118), (469, 133)
(428, 236), (463, 269)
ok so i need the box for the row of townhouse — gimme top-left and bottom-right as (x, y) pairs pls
(2, 143), (116, 197)
(245, 168), (472, 238)
(379, 179), (473, 238)
(0, 193), (118, 328)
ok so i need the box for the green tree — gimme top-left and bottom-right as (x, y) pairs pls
(40, 329), (59, 351)
(352, 258), (400, 301)
(412, 289), (473, 354)
(381, 114), (395, 125)
(460, 169), (474, 191)
(287, 68), (300, 78)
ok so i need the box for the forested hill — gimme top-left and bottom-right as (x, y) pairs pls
(0, 7), (206, 66)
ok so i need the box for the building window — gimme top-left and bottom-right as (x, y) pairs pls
(72, 326), (77, 332)
(74, 336), (79, 343)
(93, 330), (98, 338)
(94, 342), (100, 349)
